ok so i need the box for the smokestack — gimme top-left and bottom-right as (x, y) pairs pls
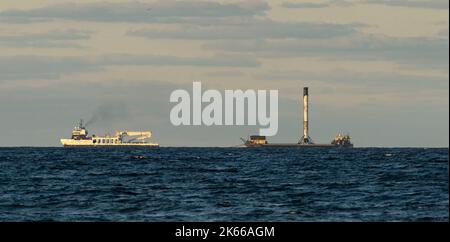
(300, 87), (313, 144)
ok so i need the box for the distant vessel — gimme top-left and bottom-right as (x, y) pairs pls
(241, 87), (353, 148)
(60, 120), (159, 147)
(241, 133), (353, 148)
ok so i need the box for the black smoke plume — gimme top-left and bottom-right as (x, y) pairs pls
(85, 103), (130, 127)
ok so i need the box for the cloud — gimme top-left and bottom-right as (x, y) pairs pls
(254, 69), (449, 92)
(281, 2), (330, 8)
(0, 54), (259, 81)
(0, 29), (92, 48)
(0, 1), (269, 23)
(363, 0), (449, 9)
(206, 71), (245, 78)
(204, 34), (449, 68)
(97, 54), (260, 68)
(128, 19), (359, 39)
(281, 1), (350, 8)
(0, 56), (98, 81)
(281, 0), (449, 9)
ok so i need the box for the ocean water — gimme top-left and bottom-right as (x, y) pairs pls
(0, 147), (447, 221)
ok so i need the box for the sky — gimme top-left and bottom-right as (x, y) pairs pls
(0, 0), (448, 147)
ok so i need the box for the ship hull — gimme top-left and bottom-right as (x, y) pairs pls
(61, 139), (159, 147)
(244, 143), (353, 148)
(62, 144), (159, 147)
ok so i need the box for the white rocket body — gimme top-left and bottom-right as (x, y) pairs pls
(303, 90), (309, 139)
(300, 87), (313, 144)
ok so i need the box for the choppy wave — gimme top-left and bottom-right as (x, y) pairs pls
(0, 147), (448, 221)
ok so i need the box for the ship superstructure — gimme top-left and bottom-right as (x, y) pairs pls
(60, 120), (159, 147)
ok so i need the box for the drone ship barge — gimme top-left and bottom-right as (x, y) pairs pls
(242, 87), (353, 148)
(60, 120), (159, 147)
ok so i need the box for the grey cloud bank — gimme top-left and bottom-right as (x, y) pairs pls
(364, 0), (449, 9)
(254, 70), (449, 97)
(0, 54), (259, 81)
(281, 1), (351, 8)
(281, 2), (331, 8)
(0, 29), (92, 48)
(0, 56), (98, 81)
(204, 35), (449, 68)
(281, 0), (449, 9)
(0, 1), (268, 23)
(127, 20), (359, 39)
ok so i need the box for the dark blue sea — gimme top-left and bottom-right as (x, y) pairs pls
(0, 147), (448, 221)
